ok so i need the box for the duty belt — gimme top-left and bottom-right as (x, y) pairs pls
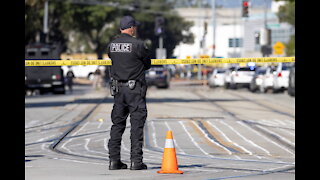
(118, 81), (129, 86)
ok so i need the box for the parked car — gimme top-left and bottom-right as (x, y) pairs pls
(288, 63), (295, 96)
(260, 66), (275, 93)
(25, 43), (65, 95)
(250, 67), (266, 92)
(145, 65), (170, 88)
(208, 68), (226, 88)
(61, 65), (99, 80)
(230, 66), (255, 89)
(224, 66), (235, 89)
(272, 63), (290, 93)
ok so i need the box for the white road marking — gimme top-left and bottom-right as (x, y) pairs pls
(191, 121), (233, 155)
(219, 120), (270, 158)
(179, 121), (212, 157)
(150, 121), (160, 148)
(206, 120), (252, 156)
(238, 121), (294, 156)
(256, 125), (295, 146)
(61, 121), (90, 153)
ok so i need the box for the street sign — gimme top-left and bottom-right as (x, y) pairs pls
(273, 41), (285, 55)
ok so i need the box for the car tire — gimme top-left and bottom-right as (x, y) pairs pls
(157, 83), (169, 89)
(88, 73), (94, 80)
(288, 86), (295, 97)
(231, 83), (237, 89)
(272, 88), (279, 94)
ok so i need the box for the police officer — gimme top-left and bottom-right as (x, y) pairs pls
(107, 16), (151, 170)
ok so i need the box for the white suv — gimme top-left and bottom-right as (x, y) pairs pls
(273, 63), (290, 92)
(260, 66), (275, 93)
(230, 67), (255, 89)
(208, 68), (226, 87)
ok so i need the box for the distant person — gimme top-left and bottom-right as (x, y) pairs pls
(98, 66), (106, 87)
(93, 68), (102, 90)
(66, 67), (75, 93)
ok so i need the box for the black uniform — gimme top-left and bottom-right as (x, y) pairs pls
(66, 70), (75, 92)
(107, 33), (151, 163)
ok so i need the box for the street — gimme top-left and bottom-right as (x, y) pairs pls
(25, 81), (295, 180)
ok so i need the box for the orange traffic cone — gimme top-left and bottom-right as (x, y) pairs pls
(157, 131), (184, 174)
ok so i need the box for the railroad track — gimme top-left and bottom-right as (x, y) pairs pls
(191, 89), (295, 154)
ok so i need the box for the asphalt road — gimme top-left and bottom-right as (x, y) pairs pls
(25, 81), (295, 180)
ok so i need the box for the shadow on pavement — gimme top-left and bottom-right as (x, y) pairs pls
(25, 97), (247, 108)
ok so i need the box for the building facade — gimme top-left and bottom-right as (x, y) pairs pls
(173, 3), (294, 59)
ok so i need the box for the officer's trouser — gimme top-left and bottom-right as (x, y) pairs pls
(108, 81), (147, 163)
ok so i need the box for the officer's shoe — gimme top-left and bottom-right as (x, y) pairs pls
(109, 160), (128, 170)
(130, 162), (147, 170)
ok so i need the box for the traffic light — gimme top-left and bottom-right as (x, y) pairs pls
(155, 16), (165, 36)
(242, 1), (249, 17)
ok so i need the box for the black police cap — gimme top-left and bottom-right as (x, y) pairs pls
(120, 16), (140, 30)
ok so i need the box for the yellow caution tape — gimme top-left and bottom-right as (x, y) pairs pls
(25, 57), (294, 66)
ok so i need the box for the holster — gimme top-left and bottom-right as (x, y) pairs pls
(109, 78), (119, 96)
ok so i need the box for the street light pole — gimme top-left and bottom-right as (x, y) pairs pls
(197, 0), (202, 80)
(211, 0), (216, 58)
(264, 0), (268, 29)
(43, 0), (49, 43)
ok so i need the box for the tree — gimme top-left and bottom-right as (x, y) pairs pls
(130, 0), (194, 58)
(63, 3), (120, 58)
(275, 0), (295, 56)
(25, 0), (44, 45)
(277, 0), (295, 27)
(25, 0), (194, 59)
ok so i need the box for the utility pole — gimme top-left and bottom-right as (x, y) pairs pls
(155, 16), (166, 59)
(260, 0), (272, 57)
(197, 0), (202, 80)
(211, 0), (216, 58)
(264, 0), (267, 29)
(159, 36), (163, 49)
(43, 0), (49, 43)
(233, 6), (237, 57)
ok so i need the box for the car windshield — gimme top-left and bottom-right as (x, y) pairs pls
(217, 69), (226, 73)
(282, 66), (288, 70)
(255, 69), (266, 74)
(237, 67), (255, 71)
